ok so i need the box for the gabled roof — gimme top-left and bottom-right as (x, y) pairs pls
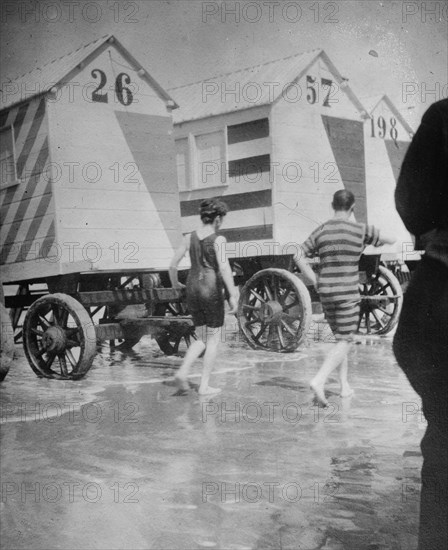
(0, 34), (178, 112)
(360, 94), (414, 137)
(169, 49), (368, 124)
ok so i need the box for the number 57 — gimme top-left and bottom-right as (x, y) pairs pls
(306, 75), (336, 107)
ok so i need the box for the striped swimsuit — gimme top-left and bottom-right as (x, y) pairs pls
(301, 219), (380, 337)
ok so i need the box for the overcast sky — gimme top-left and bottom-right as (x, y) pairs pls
(1, 0), (447, 126)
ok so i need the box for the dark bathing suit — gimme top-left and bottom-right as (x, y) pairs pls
(186, 231), (225, 328)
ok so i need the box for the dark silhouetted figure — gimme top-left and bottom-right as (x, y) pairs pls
(393, 98), (448, 550)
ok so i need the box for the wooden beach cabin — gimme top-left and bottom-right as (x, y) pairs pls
(0, 34), (182, 284)
(169, 51), (415, 262)
(169, 49), (373, 253)
(361, 94), (414, 257)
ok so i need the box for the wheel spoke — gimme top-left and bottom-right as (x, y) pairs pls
(45, 353), (56, 370)
(371, 309), (386, 329)
(271, 275), (279, 301)
(366, 314), (371, 334)
(376, 306), (393, 316)
(65, 349), (77, 368)
(263, 282), (273, 301)
(36, 347), (47, 358)
(38, 314), (51, 329)
(278, 286), (291, 306)
(249, 289), (266, 303)
(51, 305), (61, 326)
(31, 328), (44, 337)
(66, 338), (80, 348)
(246, 318), (261, 327)
(283, 298), (300, 311)
(253, 322), (267, 342)
(242, 304), (261, 311)
(280, 318), (297, 336)
(59, 354), (69, 375)
(276, 325), (286, 348)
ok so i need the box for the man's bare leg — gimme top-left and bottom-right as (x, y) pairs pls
(339, 353), (354, 397)
(310, 340), (350, 406)
(174, 325), (206, 391)
(198, 327), (222, 395)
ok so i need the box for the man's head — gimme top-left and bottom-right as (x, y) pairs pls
(332, 190), (355, 212)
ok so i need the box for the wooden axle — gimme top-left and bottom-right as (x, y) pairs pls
(95, 316), (194, 341)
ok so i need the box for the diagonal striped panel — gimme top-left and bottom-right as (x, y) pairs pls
(16, 99), (45, 178)
(0, 97), (55, 269)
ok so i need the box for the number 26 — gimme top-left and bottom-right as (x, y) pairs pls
(91, 69), (134, 106)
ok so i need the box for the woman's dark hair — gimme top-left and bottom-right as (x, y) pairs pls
(199, 198), (229, 224)
(332, 189), (355, 211)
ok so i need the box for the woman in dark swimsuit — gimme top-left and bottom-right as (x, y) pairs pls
(169, 199), (238, 395)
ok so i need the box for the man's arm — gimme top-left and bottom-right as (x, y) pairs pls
(293, 247), (317, 288)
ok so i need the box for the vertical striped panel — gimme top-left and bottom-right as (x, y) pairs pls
(321, 115), (367, 223)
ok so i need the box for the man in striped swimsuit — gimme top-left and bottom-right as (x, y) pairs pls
(294, 189), (396, 407)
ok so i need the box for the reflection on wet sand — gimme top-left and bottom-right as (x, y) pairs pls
(1, 332), (421, 549)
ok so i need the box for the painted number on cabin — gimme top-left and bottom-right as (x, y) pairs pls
(306, 75), (336, 107)
(91, 69), (134, 106)
(370, 116), (399, 144)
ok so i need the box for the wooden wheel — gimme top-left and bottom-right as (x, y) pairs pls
(358, 265), (403, 335)
(154, 301), (196, 356)
(1, 302), (14, 381)
(238, 268), (312, 352)
(23, 293), (97, 380)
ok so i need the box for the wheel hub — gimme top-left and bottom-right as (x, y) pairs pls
(42, 326), (67, 353)
(259, 300), (283, 322)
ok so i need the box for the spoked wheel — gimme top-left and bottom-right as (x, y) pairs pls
(154, 301), (196, 356)
(238, 268), (312, 352)
(358, 265), (403, 335)
(0, 302), (14, 381)
(23, 293), (97, 379)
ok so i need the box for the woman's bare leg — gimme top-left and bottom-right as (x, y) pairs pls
(198, 327), (222, 395)
(174, 326), (206, 390)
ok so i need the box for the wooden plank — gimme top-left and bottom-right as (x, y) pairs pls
(77, 287), (182, 307)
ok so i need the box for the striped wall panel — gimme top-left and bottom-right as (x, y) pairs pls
(0, 98), (55, 269)
(321, 115), (367, 223)
(180, 190), (273, 243)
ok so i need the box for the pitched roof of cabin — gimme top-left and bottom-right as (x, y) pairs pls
(168, 49), (368, 124)
(0, 34), (177, 112)
(360, 94), (414, 136)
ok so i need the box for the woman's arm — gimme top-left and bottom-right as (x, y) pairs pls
(215, 236), (239, 313)
(169, 235), (189, 289)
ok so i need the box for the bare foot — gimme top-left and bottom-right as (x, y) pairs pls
(310, 381), (329, 408)
(340, 387), (354, 398)
(198, 386), (222, 396)
(174, 376), (189, 392)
